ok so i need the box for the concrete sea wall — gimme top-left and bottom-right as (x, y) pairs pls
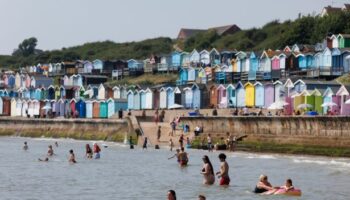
(180, 116), (350, 148)
(0, 117), (131, 142)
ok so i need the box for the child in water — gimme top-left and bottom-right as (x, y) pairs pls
(23, 142), (28, 150)
(69, 149), (76, 163)
(280, 179), (294, 191)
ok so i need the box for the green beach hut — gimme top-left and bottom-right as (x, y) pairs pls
(99, 100), (108, 118)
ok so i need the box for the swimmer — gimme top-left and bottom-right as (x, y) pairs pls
(23, 141), (28, 150)
(93, 142), (101, 159)
(85, 144), (93, 159)
(201, 155), (215, 185)
(168, 149), (180, 163)
(198, 195), (206, 200)
(178, 147), (188, 167)
(167, 190), (176, 200)
(47, 145), (54, 156)
(69, 149), (76, 163)
(254, 175), (275, 193)
(280, 178), (294, 192)
(38, 157), (49, 162)
(54, 141), (58, 147)
(216, 153), (230, 186)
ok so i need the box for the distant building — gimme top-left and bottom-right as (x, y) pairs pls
(177, 24), (240, 40)
(321, 4), (350, 17)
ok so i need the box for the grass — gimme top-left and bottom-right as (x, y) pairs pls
(106, 73), (178, 86)
(336, 73), (350, 85)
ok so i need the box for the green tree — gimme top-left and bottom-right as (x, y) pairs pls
(12, 37), (38, 57)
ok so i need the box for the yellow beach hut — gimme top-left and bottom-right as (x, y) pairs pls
(244, 82), (255, 107)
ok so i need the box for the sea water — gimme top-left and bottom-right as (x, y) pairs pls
(0, 137), (349, 200)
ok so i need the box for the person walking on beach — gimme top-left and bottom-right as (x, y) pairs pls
(47, 145), (54, 156)
(167, 190), (176, 200)
(85, 144), (93, 159)
(207, 134), (213, 152)
(157, 126), (161, 142)
(154, 109), (159, 125)
(179, 134), (184, 148)
(178, 147), (189, 167)
(69, 149), (76, 163)
(170, 119), (176, 136)
(216, 153), (230, 186)
(23, 141), (28, 151)
(143, 137), (148, 149)
(201, 155), (215, 185)
(169, 138), (174, 151)
(93, 143), (101, 159)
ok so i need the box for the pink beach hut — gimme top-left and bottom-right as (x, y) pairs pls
(336, 85), (350, 115)
(216, 84), (227, 108)
(264, 83), (274, 108)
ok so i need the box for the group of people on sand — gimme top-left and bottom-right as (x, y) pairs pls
(23, 141), (102, 164)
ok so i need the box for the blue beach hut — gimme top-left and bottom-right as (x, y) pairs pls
(236, 82), (245, 107)
(254, 82), (265, 108)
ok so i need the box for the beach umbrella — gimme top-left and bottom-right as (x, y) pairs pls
(168, 104), (184, 109)
(321, 102), (338, 107)
(267, 103), (283, 110)
(297, 104), (313, 109)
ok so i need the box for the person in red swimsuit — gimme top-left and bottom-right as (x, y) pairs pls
(216, 153), (230, 186)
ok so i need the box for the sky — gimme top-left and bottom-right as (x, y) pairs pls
(0, 0), (341, 55)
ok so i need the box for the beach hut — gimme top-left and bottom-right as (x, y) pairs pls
(159, 87), (167, 109)
(15, 99), (23, 117)
(127, 90), (134, 110)
(47, 85), (55, 100)
(236, 82), (245, 107)
(210, 48), (221, 65)
(107, 98), (115, 118)
(209, 85), (218, 108)
(248, 52), (258, 81)
(139, 89), (146, 110)
(244, 82), (255, 107)
(199, 50), (210, 65)
(8, 74), (15, 88)
(70, 99), (77, 117)
(189, 49), (200, 64)
(144, 88), (153, 110)
(274, 81), (285, 103)
(254, 82), (264, 108)
(192, 84), (201, 109)
(264, 83), (274, 108)
(93, 101), (100, 118)
(99, 100), (108, 118)
(51, 100), (58, 117)
(166, 87), (175, 109)
(293, 90), (310, 111)
(85, 100), (93, 118)
(10, 98), (17, 117)
(113, 86), (121, 99)
(187, 67), (196, 82)
(21, 100), (28, 117)
(183, 87), (193, 108)
(34, 88), (42, 100)
(217, 84), (227, 108)
(293, 79), (306, 94)
(311, 89), (323, 114)
(322, 87), (338, 114)
(284, 79), (295, 115)
(33, 100), (40, 118)
(226, 84), (236, 108)
(120, 86), (127, 99)
(97, 84), (105, 100)
(76, 99), (86, 118)
(15, 73), (21, 89)
(336, 85), (350, 115)
(57, 99), (65, 117)
(174, 87), (182, 105)
(152, 88), (160, 110)
(133, 90), (141, 110)
(2, 98), (11, 116)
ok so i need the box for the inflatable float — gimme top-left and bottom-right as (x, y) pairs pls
(263, 188), (302, 196)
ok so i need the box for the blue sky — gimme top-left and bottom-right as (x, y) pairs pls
(0, 0), (338, 54)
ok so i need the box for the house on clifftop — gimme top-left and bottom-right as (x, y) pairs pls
(177, 24), (240, 40)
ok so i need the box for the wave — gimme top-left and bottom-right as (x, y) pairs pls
(293, 158), (350, 168)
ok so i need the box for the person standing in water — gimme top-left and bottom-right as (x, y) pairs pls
(47, 145), (54, 156)
(54, 141), (58, 147)
(85, 144), (93, 159)
(167, 190), (176, 200)
(143, 137), (148, 149)
(69, 149), (76, 163)
(129, 136), (134, 149)
(93, 143), (101, 159)
(169, 138), (174, 151)
(216, 153), (230, 186)
(168, 149), (180, 163)
(179, 134), (184, 148)
(178, 147), (189, 167)
(23, 141), (28, 151)
(201, 155), (215, 185)
(207, 134), (213, 152)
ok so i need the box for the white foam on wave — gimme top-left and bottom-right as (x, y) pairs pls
(293, 158), (350, 168)
(230, 152), (278, 160)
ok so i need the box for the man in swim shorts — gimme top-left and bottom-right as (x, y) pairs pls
(178, 147), (188, 166)
(216, 153), (230, 186)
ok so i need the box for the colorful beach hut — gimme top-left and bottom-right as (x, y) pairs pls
(209, 85), (218, 108)
(244, 82), (255, 107)
(274, 81), (285, 103)
(76, 99), (86, 118)
(93, 101), (100, 118)
(85, 100), (93, 118)
(145, 88), (153, 110)
(336, 85), (350, 115)
(133, 90), (141, 110)
(166, 87), (175, 109)
(10, 98), (17, 117)
(183, 87), (193, 108)
(264, 83), (274, 108)
(236, 82), (245, 107)
(139, 89), (146, 110)
(21, 100), (28, 117)
(107, 98), (115, 118)
(0, 97), (3, 115)
(127, 90), (134, 110)
(15, 99), (23, 117)
(226, 84), (236, 108)
(322, 87), (339, 114)
(217, 84), (227, 108)
(254, 82), (264, 108)
(2, 98), (11, 116)
(174, 87), (182, 105)
(99, 100), (108, 118)
(159, 87), (167, 109)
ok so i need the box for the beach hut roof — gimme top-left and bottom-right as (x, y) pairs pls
(254, 82), (263, 87)
(284, 79), (294, 88)
(273, 80), (283, 85)
(336, 85), (350, 96)
(226, 84), (235, 90)
(244, 82), (254, 87)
